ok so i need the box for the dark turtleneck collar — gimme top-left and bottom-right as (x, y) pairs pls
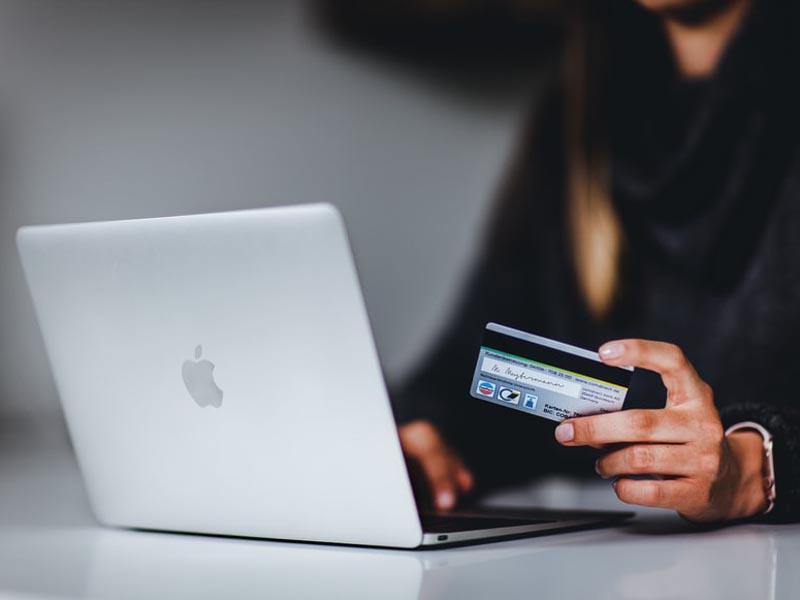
(609, 0), (800, 290)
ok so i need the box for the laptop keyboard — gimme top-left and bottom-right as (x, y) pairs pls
(420, 514), (550, 533)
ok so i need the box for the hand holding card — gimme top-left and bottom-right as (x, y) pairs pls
(553, 338), (770, 522)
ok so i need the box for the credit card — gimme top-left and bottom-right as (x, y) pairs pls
(469, 323), (633, 422)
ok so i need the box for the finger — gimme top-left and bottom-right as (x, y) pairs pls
(598, 339), (707, 403)
(555, 409), (694, 447)
(452, 455), (474, 493)
(417, 450), (459, 510)
(613, 477), (696, 511)
(596, 444), (696, 478)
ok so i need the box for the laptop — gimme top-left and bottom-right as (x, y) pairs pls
(17, 204), (632, 548)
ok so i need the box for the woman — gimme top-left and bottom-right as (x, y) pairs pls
(395, 0), (800, 523)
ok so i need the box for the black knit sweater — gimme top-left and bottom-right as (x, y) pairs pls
(394, 0), (800, 522)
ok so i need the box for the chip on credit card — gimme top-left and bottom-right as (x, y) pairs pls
(469, 323), (633, 423)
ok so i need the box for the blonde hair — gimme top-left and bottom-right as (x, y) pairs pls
(565, 1), (623, 319)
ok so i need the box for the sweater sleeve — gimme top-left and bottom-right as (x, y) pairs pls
(390, 253), (533, 447)
(720, 402), (800, 522)
(390, 260), (490, 434)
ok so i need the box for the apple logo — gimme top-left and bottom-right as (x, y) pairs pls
(181, 344), (224, 408)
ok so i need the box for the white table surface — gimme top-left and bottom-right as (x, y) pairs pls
(1, 425), (798, 600)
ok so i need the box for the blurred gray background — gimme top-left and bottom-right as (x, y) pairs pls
(0, 0), (553, 434)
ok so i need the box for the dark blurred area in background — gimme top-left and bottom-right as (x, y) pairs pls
(316, 0), (566, 100)
(317, 0), (562, 62)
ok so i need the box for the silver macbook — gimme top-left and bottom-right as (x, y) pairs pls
(17, 204), (632, 548)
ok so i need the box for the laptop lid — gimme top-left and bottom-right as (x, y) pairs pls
(17, 204), (424, 548)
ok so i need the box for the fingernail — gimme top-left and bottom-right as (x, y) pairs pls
(612, 479), (619, 491)
(555, 422), (574, 443)
(599, 342), (625, 359)
(594, 459), (601, 475)
(437, 491), (454, 509)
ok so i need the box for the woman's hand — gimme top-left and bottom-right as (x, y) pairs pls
(398, 420), (474, 511)
(554, 339), (768, 523)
